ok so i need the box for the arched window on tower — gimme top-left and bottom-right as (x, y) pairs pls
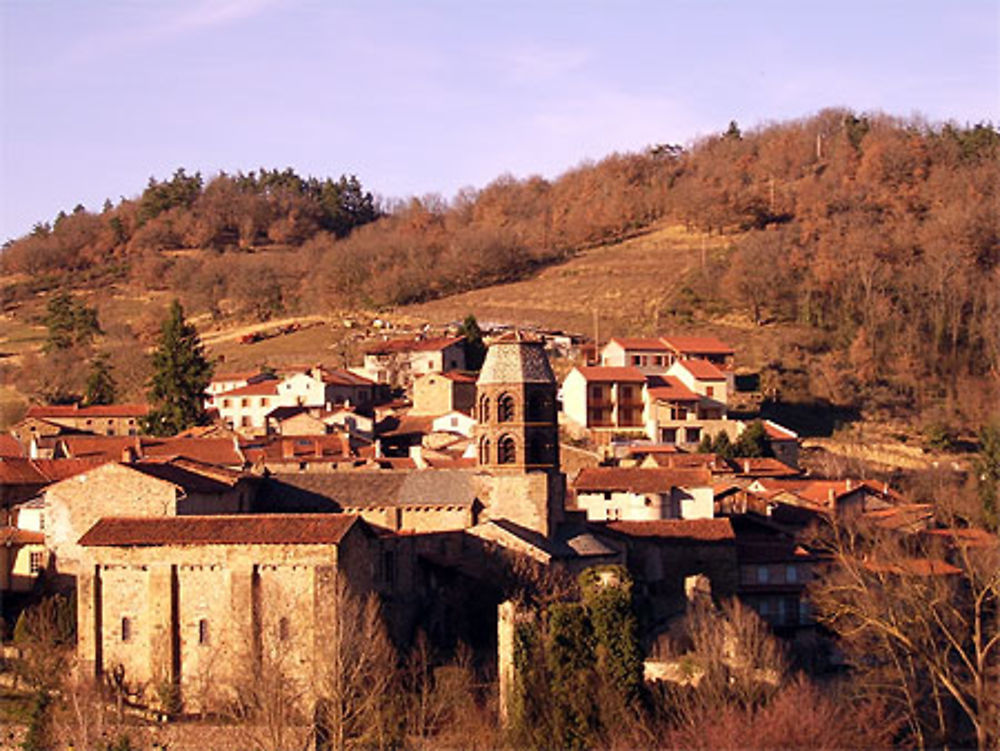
(498, 393), (516, 422)
(498, 434), (516, 464)
(479, 395), (490, 422)
(479, 437), (491, 465)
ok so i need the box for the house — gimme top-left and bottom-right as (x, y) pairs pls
(561, 366), (646, 437)
(265, 405), (374, 443)
(412, 371), (477, 416)
(205, 370), (274, 399)
(572, 467), (714, 521)
(15, 403), (150, 438)
(359, 336), (467, 388)
(600, 335), (734, 374)
(207, 367), (378, 434)
(665, 359), (731, 414)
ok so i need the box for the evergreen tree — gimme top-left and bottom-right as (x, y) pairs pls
(458, 314), (487, 371)
(43, 291), (100, 352)
(143, 301), (213, 436)
(734, 420), (770, 458)
(712, 430), (735, 460)
(83, 352), (116, 406)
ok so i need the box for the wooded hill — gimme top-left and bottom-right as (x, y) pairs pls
(2, 109), (998, 426)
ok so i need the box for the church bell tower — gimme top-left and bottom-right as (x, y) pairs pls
(475, 332), (564, 537)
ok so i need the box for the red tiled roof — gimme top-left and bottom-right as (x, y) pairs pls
(30, 458), (108, 482)
(126, 458), (244, 494)
(79, 514), (361, 547)
(142, 438), (244, 467)
(441, 371), (479, 383)
(318, 367), (376, 387)
(733, 457), (800, 478)
(574, 366), (647, 383)
(864, 557), (962, 577)
(646, 375), (700, 402)
(0, 435), (24, 458)
(26, 403), (149, 418)
(641, 452), (735, 472)
(365, 336), (463, 355)
(661, 335), (734, 356)
(210, 370), (268, 383)
(0, 526), (45, 546)
(762, 420), (798, 440)
(215, 382), (280, 397)
(574, 467), (712, 493)
(0, 458), (49, 485)
(923, 527), (999, 548)
(604, 518), (735, 542)
(607, 337), (672, 352)
(674, 359), (726, 380)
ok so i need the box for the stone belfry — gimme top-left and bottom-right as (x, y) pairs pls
(476, 331), (564, 537)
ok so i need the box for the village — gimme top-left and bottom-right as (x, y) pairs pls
(1, 318), (992, 748)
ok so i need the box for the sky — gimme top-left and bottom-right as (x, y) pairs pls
(1, 0), (997, 242)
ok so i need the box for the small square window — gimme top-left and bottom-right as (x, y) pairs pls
(29, 551), (43, 574)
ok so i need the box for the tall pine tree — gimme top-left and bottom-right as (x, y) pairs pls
(83, 352), (116, 406)
(143, 301), (213, 436)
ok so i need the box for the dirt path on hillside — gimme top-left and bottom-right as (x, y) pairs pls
(199, 314), (330, 345)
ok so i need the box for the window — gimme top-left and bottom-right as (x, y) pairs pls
(786, 565), (798, 583)
(497, 393), (515, 422)
(706, 386), (714, 398)
(223, 399), (231, 408)
(241, 416), (251, 428)
(198, 619), (210, 645)
(279, 617), (290, 642)
(479, 395), (490, 422)
(121, 617), (132, 642)
(661, 427), (678, 444)
(590, 385), (604, 400)
(29, 551), (43, 574)
(654, 356), (664, 366)
(261, 398), (270, 408)
(621, 385), (633, 400)
(632, 355), (641, 365)
(498, 435), (516, 464)
(757, 566), (769, 584)
(241, 398), (249, 407)
(686, 427), (701, 443)
(479, 438), (491, 465)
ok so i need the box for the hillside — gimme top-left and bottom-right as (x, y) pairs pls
(2, 110), (998, 433)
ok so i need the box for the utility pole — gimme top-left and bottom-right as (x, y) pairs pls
(592, 308), (600, 364)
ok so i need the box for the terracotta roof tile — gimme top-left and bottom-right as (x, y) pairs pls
(607, 337), (672, 351)
(574, 467), (712, 493)
(574, 366), (647, 383)
(661, 335), (734, 356)
(79, 514), (361, 546)
(646, 375), (700, 402)
(25, 403), (150, 418)
(603, 518), (735, 542)
(365, 336), (463, 355)
(0, 526), (45, 545)
(215, 382), (280, 397)
(0, 435), (24, 458)
(674, 359), (727, 380)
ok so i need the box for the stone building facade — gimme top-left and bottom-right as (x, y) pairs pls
(77, 515), (380, 712)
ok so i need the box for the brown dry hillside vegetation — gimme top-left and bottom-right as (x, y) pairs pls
(1, 109), (998, 428)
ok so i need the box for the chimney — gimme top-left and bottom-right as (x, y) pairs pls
(828, 488), (835, 504)
(374, 439), (383, 459)
(121, 446), (136, 463)
(743, 459), (751, 473)
(282, 440), (295, 460)
(845, 479), (853, 492)
(314, 439), (323, 458)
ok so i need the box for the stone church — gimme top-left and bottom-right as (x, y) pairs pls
(75, 333), (733, 711)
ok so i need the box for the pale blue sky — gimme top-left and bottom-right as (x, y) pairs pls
(1, 0), (997, 242)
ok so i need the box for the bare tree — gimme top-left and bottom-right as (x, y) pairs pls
(317, 576), (400, 751)
(809, 517), (1000, 750)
